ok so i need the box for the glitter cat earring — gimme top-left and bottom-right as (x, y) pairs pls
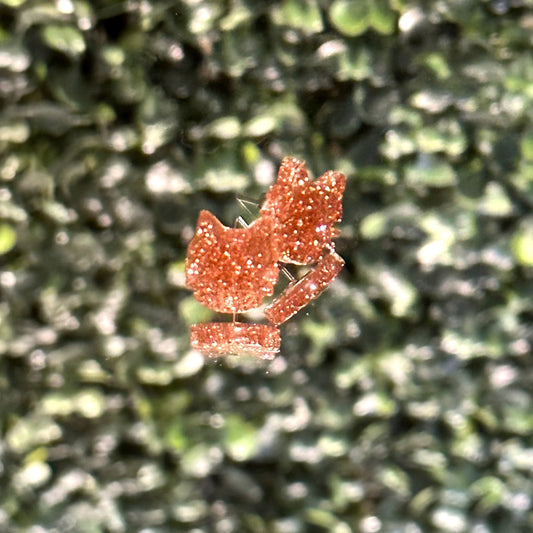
(185, 210), (282, 358)
(185, 158), (346, 359)
(260, 157), (346, 325)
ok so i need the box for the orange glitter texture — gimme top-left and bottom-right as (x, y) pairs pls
(265, 250), (345, 326)
(261, 157), (345, 264)
(190, 322), (281, 360)
(185, 157), (345, 358)
(185, 210), (280, 314)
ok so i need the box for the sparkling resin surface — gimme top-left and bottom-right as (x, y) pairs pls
(261, 157), (345, 264)
(185, 210), (280, 313)
(190, 322), (281, 359)
(185, 158), (346, 358)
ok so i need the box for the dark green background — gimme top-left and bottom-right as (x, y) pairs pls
(1, 0), (533, 531)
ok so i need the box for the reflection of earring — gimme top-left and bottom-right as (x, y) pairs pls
(261, 157), (345, 265)
(185, 157), (346, 359)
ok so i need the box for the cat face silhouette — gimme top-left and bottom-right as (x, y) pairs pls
(261, 157), (345, 265)
(185, 210), (280, 314)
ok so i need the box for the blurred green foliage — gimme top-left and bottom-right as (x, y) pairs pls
(1, 0), (533, 532)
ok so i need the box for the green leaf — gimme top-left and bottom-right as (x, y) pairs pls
(511, 221), (533, 266)
(369, 0), (396, 34)
(199, 150), (249, 192)
(206, 116), (241, 139)
(223, 414), (258, 461)
(360, 212), (388, 239)
(406, 157), (457, 188)
(423, 52), (452, 80)
(41, 25), (86, 58)
(337, 43), (374, 81)
(0, 0), (26, 6)
(181, 443), (218, 477)
(188, 3), (223, 34)
(165, 421), (189, 452)
(274, 0), (324, 33)
(520, 133), (533, 161)
(243, 114), (278, 137)
(329, 0), (369, 37)
(305, 508), (338, 528)
(470, 476), (506, 512)
(0, 223), (16, 254)
(75, 389), (106, 418)
(477, 182), (514, 217)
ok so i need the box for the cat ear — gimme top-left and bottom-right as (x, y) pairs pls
(317, 170), (346, 198)
(277, 157), (309, 186)
(195, 210), (224, 240)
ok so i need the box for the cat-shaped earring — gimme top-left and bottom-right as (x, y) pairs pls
(260, 157), (346, 325)
(185, 210), (282, 358)
(185, 158), (346, 359)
